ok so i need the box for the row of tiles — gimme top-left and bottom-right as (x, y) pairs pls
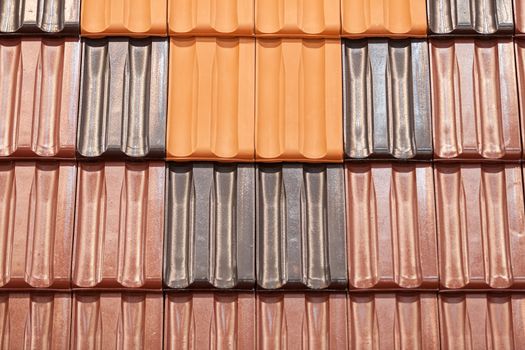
(3, 291), (525, 349)
(2, 160), (525, 291)
(4, 36), (525, 162)
(4, 0), (525, 37)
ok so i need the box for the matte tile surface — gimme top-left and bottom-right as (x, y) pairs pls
(513, 39), (525, 158)
(164, 163), (255, 289)
(343, 39), (432, 160)
(515, 0), (525, 34)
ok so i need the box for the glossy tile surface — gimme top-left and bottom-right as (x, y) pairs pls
(343, 39), (432, 160)
(513, 39), (525, 158)
(164, 163), (255, 289)
(0, 38), (80, 159)
(73, 162), (164, 290)
(256, 39), (343, 162)
(78, 38), (167, 160)
(257, 164), (347, 290)
(167, 38), (255, 161)
(431, 38), (521, 161)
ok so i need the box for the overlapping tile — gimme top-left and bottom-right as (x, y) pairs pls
(515, 0), (525, 35)
(341, 0), (427, 38)
(73, 162), (164, 290)
(169, 0), (254, 36)
(77, 38), (167, 159)
(0, 161), (75, 289)
(343, 39), (432, 160)
(256, 39), (343, 162)
(167, 38), (255, 162)
(0, 38), (80, 159)
(257, 164), (347, 290)
(431, 38), (521, 161)
(0, 292), (71, 348)
(81, 0), (167, 37)
(255, 0), (340, 37)
(71, 292), (163, 349)
(164, 163), (255, 289)
(435, 163), (525, 290)
(346, 163), (438, 290)
(165, 292), (255, 349)
(513, 39), (525, 158)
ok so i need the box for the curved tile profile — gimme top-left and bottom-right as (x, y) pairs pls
(435, 163), (525, 290)
(0, 38), (80, 159)
(257, 293), (348, 350)
(169, 0), (254, 36)
(81, 0), (167, 37)
(164, 163), (255, 289)
(78, 38), (167, 160)
(431, 39), (521, 161)
(343, 39), (432, 160)
(346, 163), (438, 290)
(256, 164), (347, 290)
(0, 292), (71, 349)
(73, 162), (164, 289)
(165, 292), (255, 349)
(341, 0), (427, 37)
(71, 292), (162, 349)
(167, 38), (255, 162)
(515, 0), (525, 34)
(255, 0), (340, 37)
(0, 161), (75, 289)
(514, 39), (525, 159)
(0, 0), (80, 35)
(256, 39), (343, 162)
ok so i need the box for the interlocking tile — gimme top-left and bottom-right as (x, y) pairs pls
(256, 39), (343, 162)
(165, 292), (255, 349)
(514, 39), (525, 159)
(439, 293), (525, 349)
(0, 292), (71, 348)
(341, 0), (427, 37)
(435, 163), (525, 290)
(428, 0), (514, 35)
(71, 292), (163, 349)
(431, 38), (521, 161)
(0, 161), (75, 289)
(515, 0), (525, 35)
(257, 293), (348, 349)
(77, 38), (167, 159)
(73, 162), (164, 290)
(164, 163), (255, 289)
(0, 0), (80, 35)
(343, 39), (432, 160)
(257, 164), (347, 290)
(0, 38), (80, 159)
(169, 0), (254, 36)
(346, 163), (438, 290)
(255, 0), (340, 37)
(348, 293), (440, 349)
(81, 0), (167, 37)
(167, 38), (255, 162)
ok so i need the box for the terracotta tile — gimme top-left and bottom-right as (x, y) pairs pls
(73, 162), (164, 290)
(348, 293), (440, 349)
(514, 39), (525, 159)
(435, 163), (525, 290)
(431, 38), (521, 161)
(346, 163), (438, 290)
(515, 0), (525, 34)
(167, 38), (255, 162)
(169, 0), (254, 36)
(0, 161), (75, 289)
(343, 39), (432, 160)
(0, 38), (80, 159)
(257, 292), (348, 350)
(257, 164), (347, 290)
(0, 0), (80, 35)
(0, 292), (71, 349)
(341, 0), (427, 38)
(255, 0), (340, 37)
(71, 291), (163, 349)
(81, 0), (167, 37)
(256, 39), (343, 162)
(439, 293), (525, 349)
(165, 292), (255, 349)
